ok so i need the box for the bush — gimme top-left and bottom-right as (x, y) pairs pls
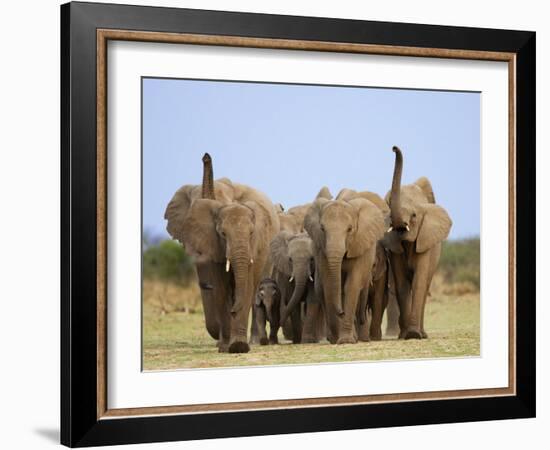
(143, 239), (195, 285)
(439, 238), (480, 290)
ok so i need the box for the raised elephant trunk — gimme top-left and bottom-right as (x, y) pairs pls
(201, 152), (216, 200)
(281, 276), (307, 325)
(390, 146), (405, 228)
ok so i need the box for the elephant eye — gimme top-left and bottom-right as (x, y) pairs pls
(412, 212), (417, 218)
(347, 225), (352, 232)
(320, 225), (325, 232)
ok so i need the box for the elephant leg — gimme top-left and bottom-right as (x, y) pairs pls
(290, 307), (302, 344)
(316, 303), (327, 342)
(369, 274), (387, 341)
(301, 286), (320, 343)
(195, 263), (221, 341)
(278, 278), (293, 341)
(302, 303), (320, 343)
(338, 272), (362, 344)
(405, 251), (431, 340)
(389, 252), (411, 339)
(254, 306), (269, 345)
(356, 288), (370, 342)
(196, 263), (231, 352)
(420, 272), (435, 339)
(385, 286), (400, 337)
(249, 307), (261, 345)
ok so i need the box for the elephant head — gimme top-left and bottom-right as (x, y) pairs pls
(384, 146), (452, 253)
(270, 231), (315, 324)
(255, 278), (281, 324)
(304, 197), (385, 320)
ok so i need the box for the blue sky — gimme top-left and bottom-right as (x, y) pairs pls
(143, 78), (480, 240)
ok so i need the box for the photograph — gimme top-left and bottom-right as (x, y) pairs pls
(141, 77), (480, 370)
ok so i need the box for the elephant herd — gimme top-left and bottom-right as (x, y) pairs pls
(164, 147), (452, 353)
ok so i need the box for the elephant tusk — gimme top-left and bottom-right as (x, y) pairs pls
(309, 275), (314, 282)
(250, 258), (254, 264)
(289, 276), (294, 283)
(387, 226), (393, 233)
(225, 259), (230, 272)
(405, 225), (410, 232)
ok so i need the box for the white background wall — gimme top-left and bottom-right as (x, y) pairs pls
(0, 1), (545, 449)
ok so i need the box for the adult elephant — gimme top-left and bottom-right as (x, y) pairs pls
(271, 231), (326, 343)
(164, 153), (280, 353)
(304, 192), (385, 344)
(333, 189), (391, 342)
(382, 146), (452, 339)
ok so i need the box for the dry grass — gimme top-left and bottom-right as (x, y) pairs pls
(142, 279), (480, 370)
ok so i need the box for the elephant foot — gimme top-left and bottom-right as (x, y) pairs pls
(259, 337), (269, 346)
(269, 336), (279, 345)
(404, 328), (423, 340)
(301, 335), (318, 344)
(218, 342), (230, 353)
(385, 326), (400, 338)
(228, 341), (250, 353)
(370, 330), (382, 341)
(249, 335), (261, 345)
(337, 335), (357, 345)
(421, 330), (428, 339)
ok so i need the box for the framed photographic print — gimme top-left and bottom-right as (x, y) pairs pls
(60, 2), (536, 447)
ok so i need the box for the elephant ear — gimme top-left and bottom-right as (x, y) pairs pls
(164, 184), (196, 244)
(335, 188), (356, 201)
(304, 198), (329, 250)
(346, 198), (385, 259)
(180, 198), (225, 263)
(416, 204), (452, 253)
(415, 177), (436, 204)
(270, 231), (292, 275)
(316, 186), (333, 200)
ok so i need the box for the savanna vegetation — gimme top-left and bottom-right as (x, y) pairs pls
(142, 237), (480, 370)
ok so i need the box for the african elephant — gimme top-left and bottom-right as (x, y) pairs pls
(382, 146), (452, 339)
(254, 278), (281, 345)
(304, 191), (386, 344)
(270, 231), (326, 344)
(164, 153), (280, 353)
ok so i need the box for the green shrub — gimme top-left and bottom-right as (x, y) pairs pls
(143, 239), (195, 285)
(439, 238), (480, 289)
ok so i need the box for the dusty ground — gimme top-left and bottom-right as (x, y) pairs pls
(142, 279), (480, 370)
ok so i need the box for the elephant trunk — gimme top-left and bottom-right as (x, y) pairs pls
(201, 153), (216, 200)
(281, 273), (308, 325)
(390, 146), (405, 228)
(326, 255), (345, 318)
(229, 245), (251, 317)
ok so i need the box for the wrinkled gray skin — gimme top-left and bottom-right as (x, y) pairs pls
(271, 231), (326, 344)
(305, 189), (386, 344)
(254, 278), (281, 345)
(382, 146), (452, 339)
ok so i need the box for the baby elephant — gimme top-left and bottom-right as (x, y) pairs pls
(254, 278), (281, 345)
